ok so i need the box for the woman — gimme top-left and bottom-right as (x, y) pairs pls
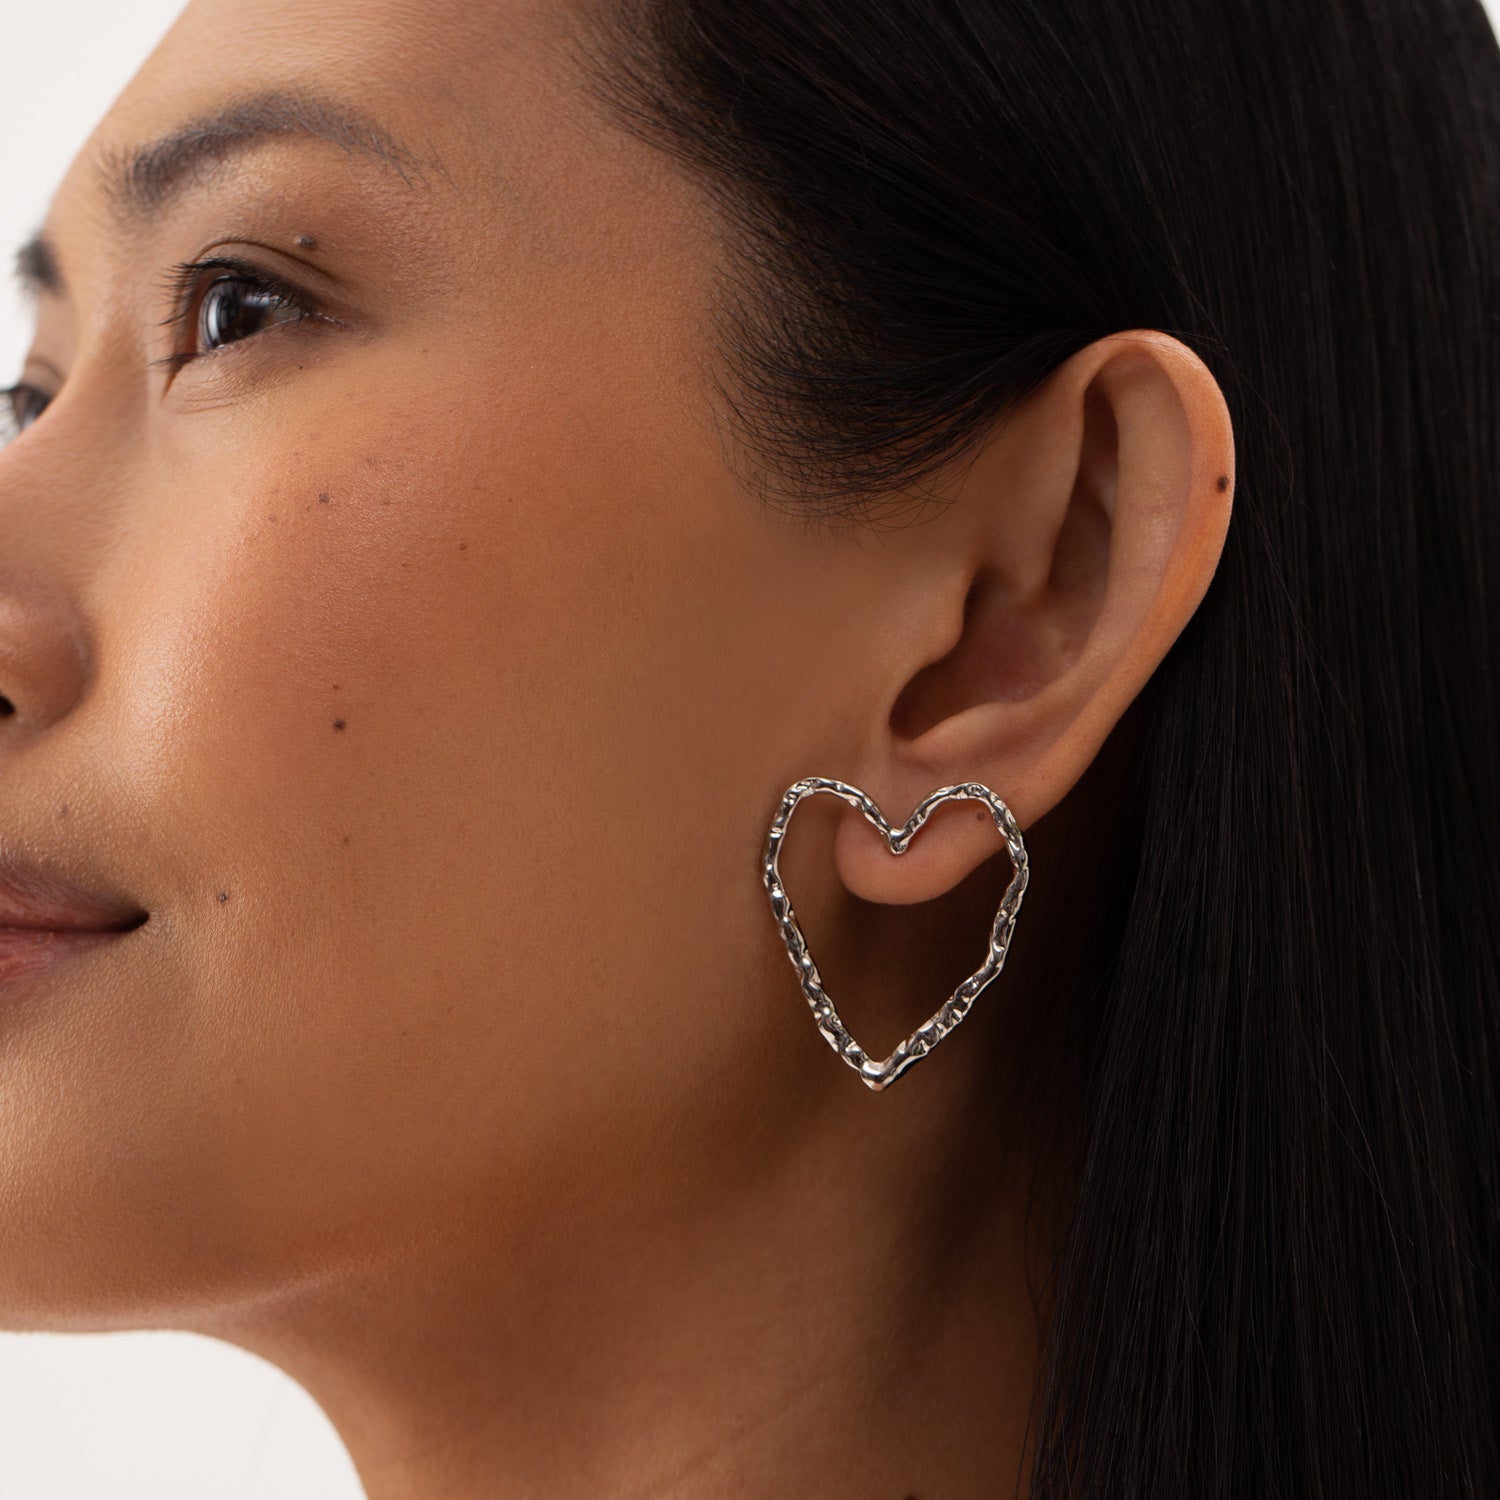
(2, 0), (1495, 1494)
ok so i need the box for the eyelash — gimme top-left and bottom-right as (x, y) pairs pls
(152, 254), (328, 374)
(1, 255), (331, 442)
(0, 383), (48, 443)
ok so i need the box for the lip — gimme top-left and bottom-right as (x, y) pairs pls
(0, 847), (148, 934)
(0, 925), (138, 990)
(0, 849), (147, 991)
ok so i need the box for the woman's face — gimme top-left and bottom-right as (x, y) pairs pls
(1, 0), (904, 1319)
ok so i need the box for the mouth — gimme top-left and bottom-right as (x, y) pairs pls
(0, 848), (149, 988)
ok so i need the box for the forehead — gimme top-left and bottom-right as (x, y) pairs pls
(125, 0), (572, 122)
(54, 0), (584, 229)
(20, 0), (723, 407)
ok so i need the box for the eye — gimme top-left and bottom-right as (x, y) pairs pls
(0, 382), (52, 446)
(154, 256), (333, 375)
(197, 276), (300, 352)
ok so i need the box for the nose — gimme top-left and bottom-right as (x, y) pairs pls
(0, 567), (90, 733)
(0, 369), (110, 736)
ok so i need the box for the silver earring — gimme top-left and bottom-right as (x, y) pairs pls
(762, 777), (1028, 1092)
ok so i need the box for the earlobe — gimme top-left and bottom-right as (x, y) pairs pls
(832, 329), (1234, 905)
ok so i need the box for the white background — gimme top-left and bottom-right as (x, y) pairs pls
(3, 1), (1499, 1497)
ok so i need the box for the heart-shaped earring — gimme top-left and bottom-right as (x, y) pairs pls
(762, 777), (1028, 1092)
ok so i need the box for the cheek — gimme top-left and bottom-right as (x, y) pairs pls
(59, 375), (762, 1281)
(0, 292), (800, 1321)
(50, 397), (618, 1286)
(158, 408), (599, 953)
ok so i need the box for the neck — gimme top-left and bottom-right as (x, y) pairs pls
(206, 1032), (1069, 1499)
(199, 762), (1118, 1499)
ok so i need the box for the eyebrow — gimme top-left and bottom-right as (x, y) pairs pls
(13, 88), (437, 304)
(13, 234), (63, 301)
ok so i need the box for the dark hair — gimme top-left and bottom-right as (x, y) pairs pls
(582, 1), (1500, 1494)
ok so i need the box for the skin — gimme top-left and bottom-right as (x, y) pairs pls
(0, 1), (1234, 1496)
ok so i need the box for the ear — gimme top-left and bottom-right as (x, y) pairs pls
(833, 329), (1234, 905)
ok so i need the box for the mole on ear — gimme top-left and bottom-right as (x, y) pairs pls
(1216, 474), (1230, 491)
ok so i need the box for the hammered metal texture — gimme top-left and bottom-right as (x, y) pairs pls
(762, 778), (1029, 1092)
